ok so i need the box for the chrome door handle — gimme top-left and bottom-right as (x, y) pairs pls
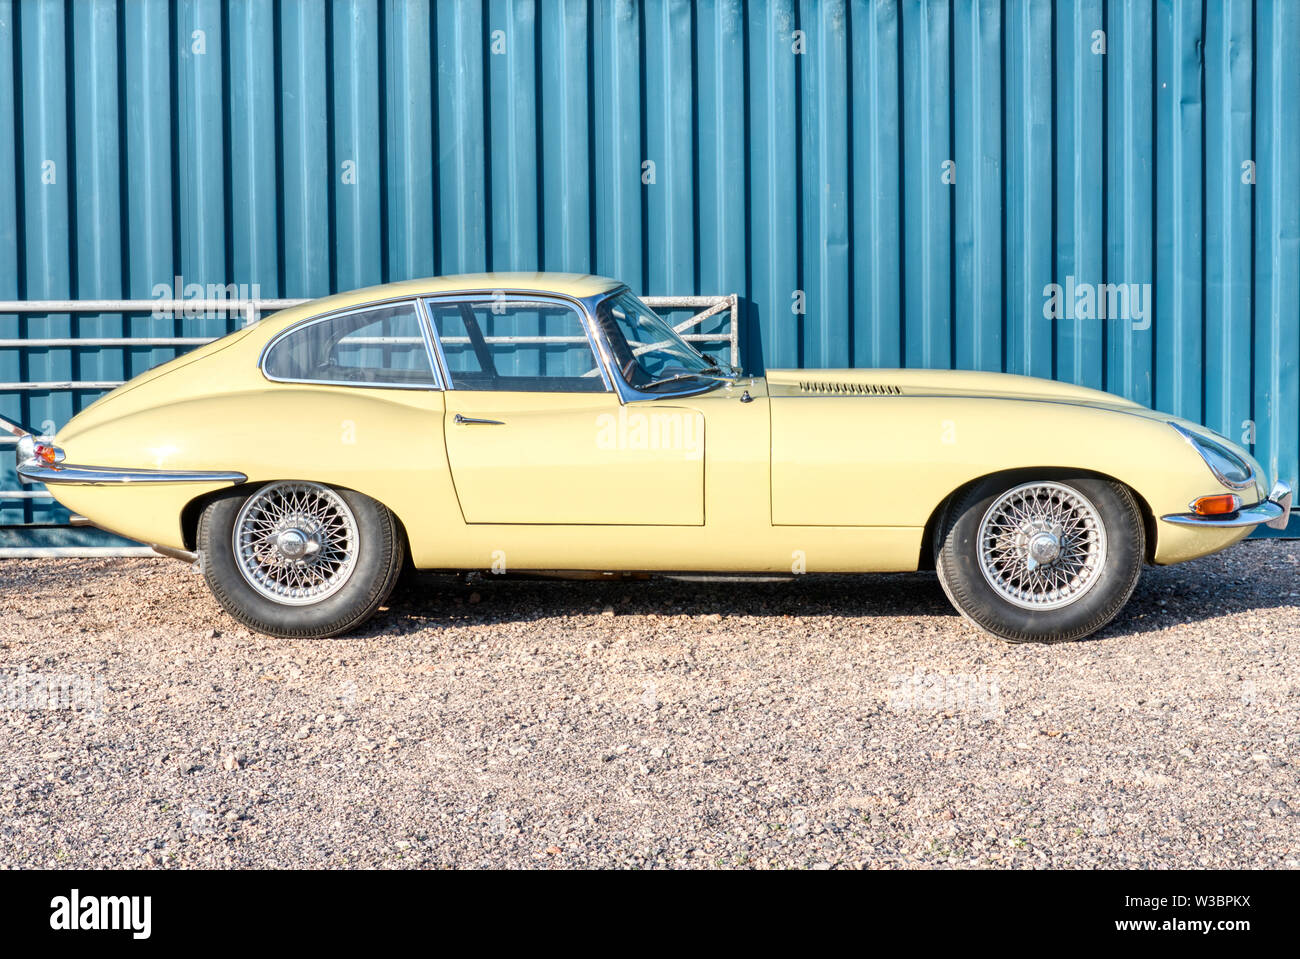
(453, 413), (505, 426)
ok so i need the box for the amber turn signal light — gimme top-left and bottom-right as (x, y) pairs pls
(1190, 494), (1240, 516)
(33, 444), (58, 464)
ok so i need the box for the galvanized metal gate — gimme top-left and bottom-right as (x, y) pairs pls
(0, 292), (738, 554)
(2, 0), (1298, 549)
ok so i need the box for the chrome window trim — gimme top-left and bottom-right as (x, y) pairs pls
(258, 297), (444, 391)
(422, 290), (613, 394)
(582, 286), (727, 404)
(419, 296), (456, 390)
(413, 296), (445, 388)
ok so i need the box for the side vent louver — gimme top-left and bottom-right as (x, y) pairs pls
(797, 380), (902, 396)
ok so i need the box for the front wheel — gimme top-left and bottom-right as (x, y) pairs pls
(198, 481), (404, 638)
(935, 474), (1145, 643)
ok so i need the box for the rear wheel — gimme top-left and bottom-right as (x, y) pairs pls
(198, 481), (404, 638)
(935, 474), (1144, 643)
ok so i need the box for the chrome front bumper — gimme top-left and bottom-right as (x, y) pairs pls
(1161, 481), (1293, 530)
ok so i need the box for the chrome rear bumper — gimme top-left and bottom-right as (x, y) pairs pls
(5, 416), (246, 487)
(17, 460), (247, 486)
(1161, 481), (1292, 530)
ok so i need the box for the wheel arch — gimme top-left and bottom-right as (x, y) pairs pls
(180, 481), (413, 563)
(917, 466), (1156, 570)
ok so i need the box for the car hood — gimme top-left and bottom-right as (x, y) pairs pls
(764, 368), (1160, 417)
(762, 367), (1267, 489)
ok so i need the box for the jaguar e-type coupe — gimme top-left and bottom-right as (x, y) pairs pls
(6, 273), (1291, 642)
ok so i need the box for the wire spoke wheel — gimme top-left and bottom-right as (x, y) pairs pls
(233, 482), (360, 606)
(976, 481), (1108, 611)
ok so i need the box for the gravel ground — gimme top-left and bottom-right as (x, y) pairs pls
(1, 540), (1298, 870)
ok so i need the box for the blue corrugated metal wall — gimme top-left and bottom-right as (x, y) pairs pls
(2, 0), (1298, 537)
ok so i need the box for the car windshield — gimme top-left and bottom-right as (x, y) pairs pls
(595, 290), (730, 393)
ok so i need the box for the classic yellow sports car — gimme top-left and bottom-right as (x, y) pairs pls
(6, 272), (1291, 642)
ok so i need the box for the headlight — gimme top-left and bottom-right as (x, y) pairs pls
(1169, 423), (1255, 490)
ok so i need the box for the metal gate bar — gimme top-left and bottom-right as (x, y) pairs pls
(1, 293), (739, 556)
(0, 294), (738, 392)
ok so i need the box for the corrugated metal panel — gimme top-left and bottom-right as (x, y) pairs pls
(1, 0), (1298, 537)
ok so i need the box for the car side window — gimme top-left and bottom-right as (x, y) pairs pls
(427, 298), (607, 392)
(263, 301), (437, 388)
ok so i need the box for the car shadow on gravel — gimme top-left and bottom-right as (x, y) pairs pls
(1106, 545), (1300, 640)
(380, 569), (957, 628)
(15, 545), (1289, 646)
(367, 541), (1299, 644)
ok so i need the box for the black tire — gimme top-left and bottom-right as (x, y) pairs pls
(934, 473), (1144, 643)
(197, 482), (404, 638)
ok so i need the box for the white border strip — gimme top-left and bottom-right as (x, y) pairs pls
(0, 546), (158, 558)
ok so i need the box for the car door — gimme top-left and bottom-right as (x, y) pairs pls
(427, 295), (704, 525)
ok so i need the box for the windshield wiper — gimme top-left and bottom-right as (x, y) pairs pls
(638, 370), (734, 390)
(700, 355), (742, 377)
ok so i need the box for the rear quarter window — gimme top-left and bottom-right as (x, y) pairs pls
(263, 302), (437, 388)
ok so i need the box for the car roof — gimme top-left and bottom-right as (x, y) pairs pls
(283, 272), (622, 317)
(247, 272), (626, 347)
